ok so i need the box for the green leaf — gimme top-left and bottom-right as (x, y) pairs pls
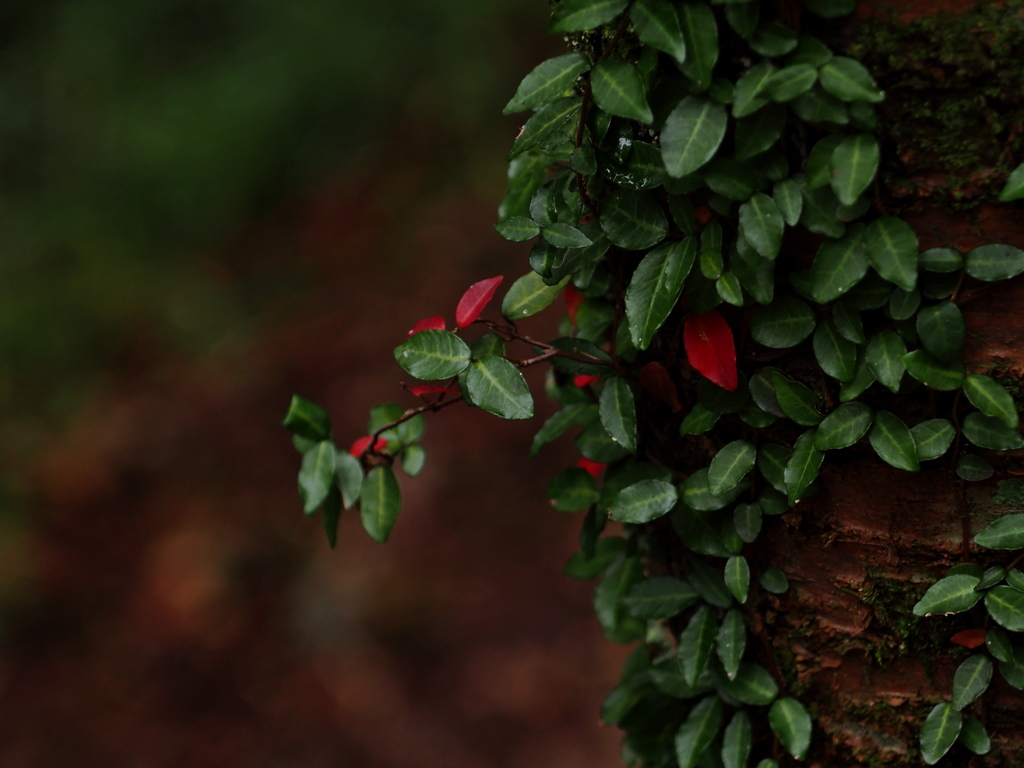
(916, 302), (965, 362)
(957, 454), (994, 481)
(819, 56), (884, 102)
(631, 0), (687, 62)
(708, 440), (757, 496)
(759, 64), (817, 102)
(687, 557), (734, 607)
(678, 1), (719, 90)
(864, 216), (918, 292)
(998, 645), (1024, 689)
(912, 574), (982, 616)
(964, 243), (1024, 282)
(951, 654), (993, 711)
(507, 96), (581, 160)
(749, 21), (798, 56)
(920, 247), (962, 273)
(548, 467), (599, 511)
(771, 372), (822, 426)
(721, 711), (753, 768)
(987, 589), (1024, 630)
(959, 717), (992, 756)
(463, 355), (534, 420)
(504, 53), (590, 113)
(813, 402), (873, 450)
(732, 61), (775, 118)
(920, 703), (962, 766)
(750, 296), (816, 349)
(600, 376), (638, 452)
(723, 1), (759, 38)
(542, 222), (593, 248)
(502, 271), (567, 319)
(321, 486), (341, 548)
(360, 465), (402, 543)
(975, 513), (1024, 550)
(531, 404), (595, 457)
(739, 193), (784, 259)
(681, 403), (721, 435)
(809, 226), (868, 303)
(799, 182), (846, 238)
(725, 555), (751, 603)
(785, 429), (823, 504)
(679, 605), (718, 686)
(704, 158), (759, 201)
(978, 565), (1007, 589)
(806, 135), (844, 190)
(550, 0), (629, 33)
(987, 626), (1013, 662)
(911, 419), (956, 461)
(963, 412), (1024, 451)
(865, 330), (906, 393)
(735, 103), (787, 161)
(965, 374), (1020, 428)
(791, 85), (849, 124)
(769, 698), (812, 760)
(283, 395), (331, 441)
(610, 479), (678, 523)
(787, 34), (833, 66)
(591, 58), (654, 123)
(600, 189), (669, 250)
(773, 178), (802, 226)
(757, 442), (788, 490)
(999, 161), (1024, 202)
(813, 319), (857, 382)
(717, 272), (745, 306)
(675, 696), (725, 768)
(299, 441), (336, 515)
(869, 411), (919, 472)
(662, 95), (728, 178)
(626, 238), (697, 349)
(839, 349), (876, 402)
(394, 330), (472, 380)
(722, 662), (779, 705)
(401, 443), (426, 477)
(830, 133), (879, 206)
(682, 467), (746, 511)
(625, 576), (700, 619)
(717, 608), (746, 679)
(901, 349), (964, 391)
(760, 566), (789, 594)
(888, 287), (921, 321)
(335, 450), (364, 508)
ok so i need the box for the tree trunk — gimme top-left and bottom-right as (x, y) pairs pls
(750, 2), (1024, 764)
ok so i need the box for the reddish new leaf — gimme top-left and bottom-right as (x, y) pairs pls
(639, 361), (682, 412)
(408, 315), (446, 337)
(694, 205), (713, 227)
(564, 283), (585, 325)
(350, 435), (387, 457)
(577, 457), (607, 477)
(574, 374), (600, 388)
(683, 310), (738, 391)
(409, 385), (460, 399)
(950, 629), (986, 649)
(456, 275), (504, 328)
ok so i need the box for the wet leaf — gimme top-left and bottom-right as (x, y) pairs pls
(600, 376), (638, 452)
(684, 310), (739, 391)
(360, 466), (402, 543)
(507, 96), (581, 160)
(456, 275), (504, 328)
(920, 703), (961, 765)
(610, 479), (678, 523)
(769, 698), (812, 759)
(501, 271), (568, 319)
(913, 574), (983, 616)
(600, 189), (669, 250)
(550, 0), (629, 32)
(542, 223), (592, 249)
(394, 329), (472, 380)
(662, 95), (728, 178)
(830, 133), (879, 206)
(463, 355), (534, 420)
(626, 239), (697, 349)
(504, 53), (591, 113)
(592, 58), (653, 123)
(631, 0), (686, 62)
(495, 216), (541, 242)
(869, 411), (919, 472)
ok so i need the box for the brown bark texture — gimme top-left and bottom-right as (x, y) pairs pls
(744, 2), (1024, 764)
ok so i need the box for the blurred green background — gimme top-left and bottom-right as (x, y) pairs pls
(0, 2), (630, 766)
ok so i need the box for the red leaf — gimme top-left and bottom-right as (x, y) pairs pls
(950, 629), (986, 649)
(408, 315), (446, 337)
(350, 435), (387, 457)
(639, 361), (682, 412)
(456, 275), (504, 328)
(683, 310), (738, 391)
(409, 385), (460, 398)
(564, 283), (585, 325)
(694, 205), (713, 226)
(574, 374), (600, 388)
(577, 458), (606, 478)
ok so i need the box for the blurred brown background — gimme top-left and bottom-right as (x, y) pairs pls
(0, 1), (629, 766)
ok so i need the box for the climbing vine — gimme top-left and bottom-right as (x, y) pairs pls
(283, 0), (1024, 765)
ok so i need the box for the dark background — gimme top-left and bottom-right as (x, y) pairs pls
(0, 2), (629, 766)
